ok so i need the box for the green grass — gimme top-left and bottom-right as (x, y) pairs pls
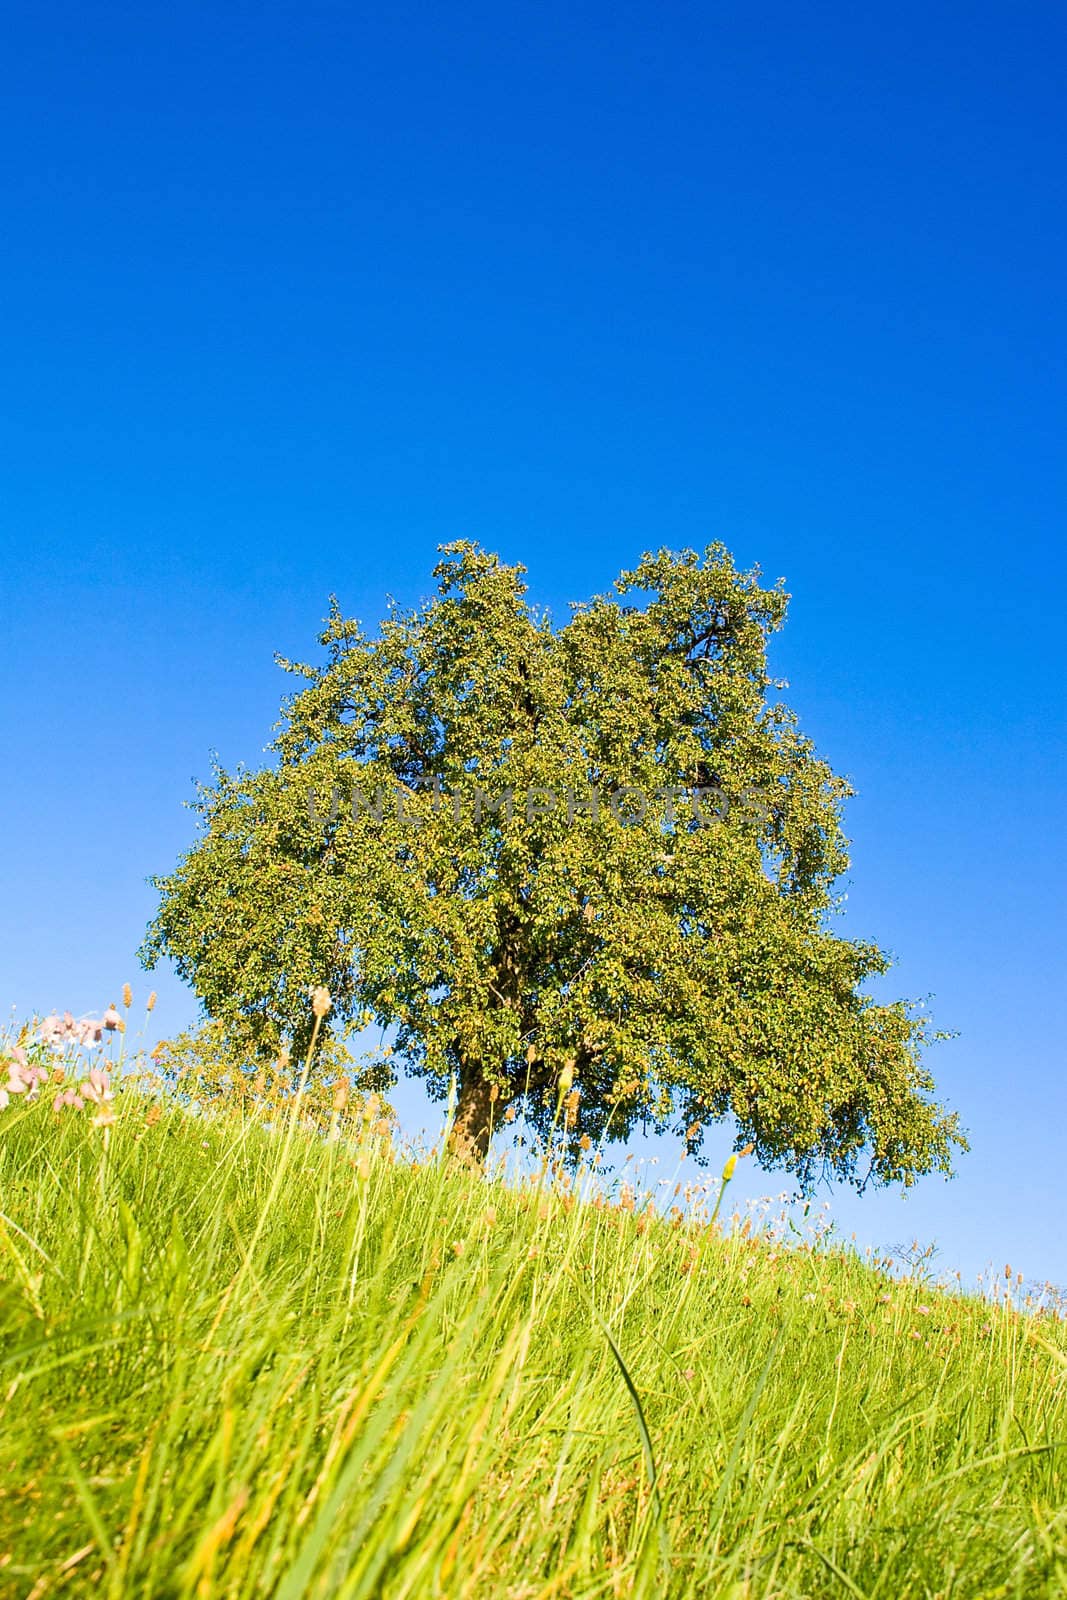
(1, 1089), (1065, 1598)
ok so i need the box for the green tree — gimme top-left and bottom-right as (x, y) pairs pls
(143, 542), (965, 1186)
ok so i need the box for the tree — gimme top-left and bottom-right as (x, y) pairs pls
(142, 542), (965, 1188)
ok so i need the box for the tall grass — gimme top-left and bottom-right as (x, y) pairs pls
(1, 1078), (1065, 1596)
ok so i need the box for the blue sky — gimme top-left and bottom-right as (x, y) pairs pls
(2, 1), (1064, 1287)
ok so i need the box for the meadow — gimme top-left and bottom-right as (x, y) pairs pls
(1, 1015), (1065, 1599)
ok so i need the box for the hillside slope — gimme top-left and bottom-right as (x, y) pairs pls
(1, 1092), (1064, 1598)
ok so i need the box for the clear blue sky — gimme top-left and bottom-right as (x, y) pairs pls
(2, 2), (1064, 1288)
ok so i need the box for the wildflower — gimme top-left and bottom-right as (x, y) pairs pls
(916, 1305), (931, 1316)
(37, 1015), (63, 1048)
(2, 1048), (47, 1106)
(93, 1103), (117, 1129)
(5, 1044), (28, 1078)
(311, 986), (331, 1019)
(54, 1089), (85, 1111)
(103, 1006), (122, 1032)
(81, 1067), (114, 1107)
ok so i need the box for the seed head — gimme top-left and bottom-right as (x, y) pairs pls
(558, 1060), (576, 1094)
(311, 986), (332, 1019)
(122, 982), (133, 1008)
(146, 991), (158, 1014)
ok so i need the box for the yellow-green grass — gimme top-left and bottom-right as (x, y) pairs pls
(1, 1091), (1065, 1598)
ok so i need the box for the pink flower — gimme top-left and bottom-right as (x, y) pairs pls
(3, 1049), (47, 1102)
(81, 1067), (113, 1106)
(102, 1006), (122, 1032)
(54, 1089), (85, 1111)
(38, 1012), (107, 1051)
(38, 1014), (67, 1048)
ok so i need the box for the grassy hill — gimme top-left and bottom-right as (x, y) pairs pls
(1, 1084), (1065, 1598)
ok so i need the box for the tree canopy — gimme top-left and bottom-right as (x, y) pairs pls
(143, 542), (965, 1188)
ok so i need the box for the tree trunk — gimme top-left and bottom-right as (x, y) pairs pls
(448, 1066), (496, 1163)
